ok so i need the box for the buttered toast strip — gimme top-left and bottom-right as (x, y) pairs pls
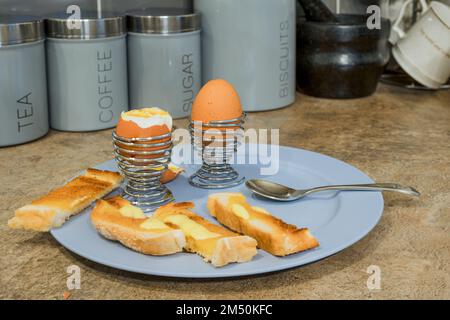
(91, 197), (185, 255)
(8, 169), (123, 232)
(154, 202), (257, 267)
(207, 193), (319, 256)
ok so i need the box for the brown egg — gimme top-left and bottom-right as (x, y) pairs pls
(115, 108), (173, 163)
(116, 108), (172, 139)
(191, 79), (243, 123)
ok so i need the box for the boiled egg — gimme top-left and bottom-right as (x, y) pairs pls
(116, 108), (172, 139)
(191, 79), (242, 123)
(115, 108), (173, 163)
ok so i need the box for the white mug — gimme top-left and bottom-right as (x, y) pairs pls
(389, 0), (429, 45)
(392, 1), (450, 89)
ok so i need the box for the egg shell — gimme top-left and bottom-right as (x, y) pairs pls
(160, 164), (184, 184)
(116, 107), (172, 139)
(191, 79), (243, 123)
(117, 121), (170, 139)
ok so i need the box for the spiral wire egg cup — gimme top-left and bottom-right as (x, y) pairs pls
(112, 131), (174, 212)
(189, 114), (246, 189)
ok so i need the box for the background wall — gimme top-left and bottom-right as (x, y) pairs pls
(320, 0), (450, 20)
(323, 0), (381, 13)
(1, 0), (449, 21)
(0, 0), (192, 15)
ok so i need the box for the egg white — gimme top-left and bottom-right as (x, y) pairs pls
(121, 113), (173, 130)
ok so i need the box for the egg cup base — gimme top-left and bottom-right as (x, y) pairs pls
(121, 184), (174, 214)
(188, 164), (245, 189)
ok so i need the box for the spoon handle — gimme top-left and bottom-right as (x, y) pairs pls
(302, 183), (420, 197)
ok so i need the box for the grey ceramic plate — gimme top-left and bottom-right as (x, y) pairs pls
(51, 144), (384, 278)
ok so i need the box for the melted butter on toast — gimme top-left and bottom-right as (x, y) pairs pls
(228, 195), (273, 221)
(119, 205), (146, 219)
(140, 218), (171, 230)
(163, 214), (221, 240)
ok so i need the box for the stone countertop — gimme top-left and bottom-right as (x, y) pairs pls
(1, 85), (449, 300)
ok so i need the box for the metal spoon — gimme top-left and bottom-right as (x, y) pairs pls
(245, 179), (420, 202)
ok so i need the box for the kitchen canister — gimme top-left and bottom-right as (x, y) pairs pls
(127, 9), (201, 119)
(298, 15), (391, 99)
(194, 0), (296, 112)
(0, 15), (49, 147)
(46, 12), (128, 131)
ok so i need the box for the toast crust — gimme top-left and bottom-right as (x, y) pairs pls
(91, 198), (185, 256)
(8, 169), (123, 232)
(207, 193), (319, 256)
(154, 202), (258, 267)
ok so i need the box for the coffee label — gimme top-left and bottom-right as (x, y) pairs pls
(97, 49), (114, 123)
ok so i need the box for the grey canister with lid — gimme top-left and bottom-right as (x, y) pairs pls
(127, 9), (201, 119)
(194, 0), (296, 112)
(0, 16), (49, 147)
(45, 13), (128, 131)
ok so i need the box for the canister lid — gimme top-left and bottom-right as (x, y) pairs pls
(128, 8), (200, 34)
(45, 11), (126, 39)
(0, 15), (45, 47)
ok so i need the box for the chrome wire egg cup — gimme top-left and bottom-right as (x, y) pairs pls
(189, 114), (246, 189)
(112, 131), (174, 212)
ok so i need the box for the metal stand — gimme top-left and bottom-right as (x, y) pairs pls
(189, 114), (246, 189)
(112, 131), (174, 212)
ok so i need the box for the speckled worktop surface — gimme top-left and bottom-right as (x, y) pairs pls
(1, 85), (449, 300)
